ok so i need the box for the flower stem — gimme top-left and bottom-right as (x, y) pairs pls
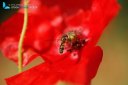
(18, 0), (28, 73)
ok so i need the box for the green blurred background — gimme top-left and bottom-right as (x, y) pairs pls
(0, 0), (128, 85)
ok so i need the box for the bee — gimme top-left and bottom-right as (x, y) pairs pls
(59, 34), (68, 53)
(59, 31), (86, 54)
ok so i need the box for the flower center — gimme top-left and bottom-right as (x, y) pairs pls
(59, 31), (86, 54)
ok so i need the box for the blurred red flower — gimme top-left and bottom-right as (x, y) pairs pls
(0, 0), (120, 85)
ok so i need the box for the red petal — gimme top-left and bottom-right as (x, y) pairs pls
(0, 13), (23, 41)
(81, 46), (103, 79)
(65, 0), (120, 46)
(42, 0), (92, 14)
(0, 37), (39, 66)
(88, 0), (120, 46)
(6, 63), (59, 85)
(5, 46), (102, 85)
(57, 46), (102, 84)
(0, 38), (19, 63)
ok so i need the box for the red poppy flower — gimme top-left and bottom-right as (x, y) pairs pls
(0, 0), (119, 66)
(0, 0), (120, 85)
